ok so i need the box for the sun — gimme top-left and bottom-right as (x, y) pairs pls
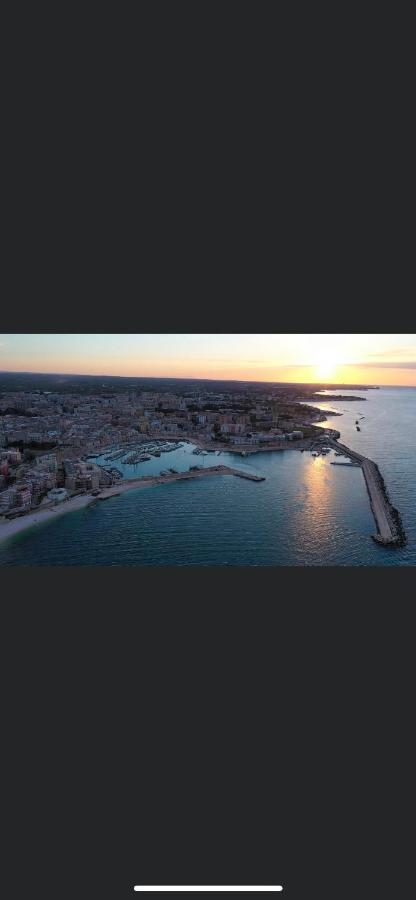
(316, 350), (338, 381)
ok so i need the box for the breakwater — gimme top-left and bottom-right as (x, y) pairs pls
(98, 465), (265, 498)
(327, 439), (406, 547)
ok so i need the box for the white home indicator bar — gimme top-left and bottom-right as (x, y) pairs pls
(134, 888), (283, 892)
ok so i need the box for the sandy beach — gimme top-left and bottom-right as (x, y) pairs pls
(0, 492), (97, 545)
(0, 465), (250, 547)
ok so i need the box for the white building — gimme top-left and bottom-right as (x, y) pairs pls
(47, 488), (68, 503)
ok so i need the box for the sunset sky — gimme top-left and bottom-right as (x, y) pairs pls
(1, 334), (416, 385)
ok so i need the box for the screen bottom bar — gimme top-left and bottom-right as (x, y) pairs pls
(134, 888), (283, 892)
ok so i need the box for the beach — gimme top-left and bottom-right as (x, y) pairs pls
(0, 465), (259, 546)
(0, 492), (97, 545)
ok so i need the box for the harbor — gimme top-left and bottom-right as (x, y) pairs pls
(0, 427), (407, 554)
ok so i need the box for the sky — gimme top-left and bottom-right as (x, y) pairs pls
(1, 334), (416, 385)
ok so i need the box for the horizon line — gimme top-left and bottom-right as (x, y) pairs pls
(0, 367), (400, 387)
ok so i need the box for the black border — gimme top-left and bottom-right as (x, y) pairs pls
(2, 567), (415, 899)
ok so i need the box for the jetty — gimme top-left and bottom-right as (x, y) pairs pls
(326, 439), (406, 547)
(78, 464), (266, 495)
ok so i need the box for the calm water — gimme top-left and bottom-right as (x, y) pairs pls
(1, 388), (415, 565)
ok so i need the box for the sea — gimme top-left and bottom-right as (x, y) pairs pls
(1, 387), (415, 565)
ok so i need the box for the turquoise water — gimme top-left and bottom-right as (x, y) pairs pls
(0, 388), (415, 565)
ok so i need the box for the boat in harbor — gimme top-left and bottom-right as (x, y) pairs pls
(331, 461), (360, 467)
(233, 471), (265, 482)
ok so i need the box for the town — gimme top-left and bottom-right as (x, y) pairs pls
(0, 376), (337, 517)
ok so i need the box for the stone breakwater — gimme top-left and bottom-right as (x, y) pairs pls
(366, 461), (407, 548)
(327, 439), (406, 548)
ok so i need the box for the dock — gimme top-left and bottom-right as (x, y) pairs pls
(326, 439), (406, 547)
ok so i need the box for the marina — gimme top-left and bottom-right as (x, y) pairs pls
(91, 431), (407, 549)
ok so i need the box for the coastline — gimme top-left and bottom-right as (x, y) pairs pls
(0, 465), (259, 547)
(1, 429), (406, 551)
(0, 492), (97, 545)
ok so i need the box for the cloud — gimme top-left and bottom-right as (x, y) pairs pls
(355, 361), (416, 369)
(367, 346), (416, 360)
(287, 360), (416, 370)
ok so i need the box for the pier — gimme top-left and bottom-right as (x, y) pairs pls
(326, 440), (406, 547)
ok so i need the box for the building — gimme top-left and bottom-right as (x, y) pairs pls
(286, 431), (304, 441)
(236, 415), (250, 426)
(37, 453), (58, 472)
(64, 460), (77, 491)
(16, 483), (32, 509)
(0, 488), (18, 513)
(220, 423), (246, 435)
(47, 488), (68, 503)
(6, 449), (22, 465)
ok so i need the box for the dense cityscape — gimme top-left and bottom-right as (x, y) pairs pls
(0, 376), (341, 517)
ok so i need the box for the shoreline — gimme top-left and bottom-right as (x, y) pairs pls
(0, 465), (261, 547)
(1, 433), (406, 551)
